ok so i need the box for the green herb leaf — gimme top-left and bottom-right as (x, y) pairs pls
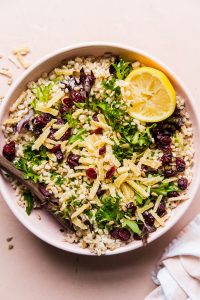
(113, 124), (155, 162)
(95, 196), (123, 227)
(135, 193), (144, 205)
(14, 158), (39, 182)
(68, 128), (86, 144)
(31, 83), (53, 108)
(151, 182), (180, 196)
(63, 112), (78, 127)
(23, 191), (34, 215)
(102, 77), (121, 99)
(122, 219), (141, 235)
(97, 101), (125, 129)
(51, 171), (64, 186)
(111, 57), (133, 80)
(23, 144), (48, 165)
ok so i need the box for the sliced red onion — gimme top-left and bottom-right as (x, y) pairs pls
(17, 109), (34, 133)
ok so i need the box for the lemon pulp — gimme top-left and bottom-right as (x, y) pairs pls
(124, 67), (176, 122)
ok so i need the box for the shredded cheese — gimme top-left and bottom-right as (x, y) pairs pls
(149, 210), (165, 227)
(35, 103), (58, 116)
(167, 195), (189, 201)
(141, 158), (162, 169)
(46, 90), (64, 108)
(109, 184), (116, 197)
(153, 195), (163, 212)
(54, 123), (69, 140)
(32, 119), (56, 150)
(128, 161), (141, 176)
(139, 176), (164, 186)
(137, 203), (154, 214)
(32, 127), (51, 150)
(10, 92), (26, 112)
(97, 160), (104, 181)
(89, 179), (100, 200)
(72, 217), (87, 230)
(121, 183), (135, 200)
(71, 203), (90, 219)
(114, 173), (129, 188)
(3, 117), (21, 125)
(54, 68), (73, 76)
(126, 180), (149, 198)
(117, 167), (130, 174)
(0, 68), (12, 78)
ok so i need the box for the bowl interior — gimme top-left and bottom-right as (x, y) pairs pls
(0, 43), (199, 255)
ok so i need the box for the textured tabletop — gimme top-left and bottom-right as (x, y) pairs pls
(0, 1), (200, 299)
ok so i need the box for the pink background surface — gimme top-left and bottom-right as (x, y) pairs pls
(0, 1), (200, 299)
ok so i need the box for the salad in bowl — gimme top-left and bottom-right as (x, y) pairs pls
(1, 48), (194, 255)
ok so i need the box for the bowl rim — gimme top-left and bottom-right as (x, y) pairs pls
(0, 41), (200, 256)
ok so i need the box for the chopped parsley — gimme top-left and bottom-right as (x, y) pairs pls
(68, 128), (86, 144)
(51, 172), (64, 186)
(95, 196), (123, 227)
(111, 57), (133, 80)
(113, 123), (155, 162)
(63, 112), (78, 127)
(14, 144), (48, 182)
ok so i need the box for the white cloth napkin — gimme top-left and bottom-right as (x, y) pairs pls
(145, 214), (200, 300)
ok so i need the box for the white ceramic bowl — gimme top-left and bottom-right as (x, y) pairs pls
(0, 42), (200, 256)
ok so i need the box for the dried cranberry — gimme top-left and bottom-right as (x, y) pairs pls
(70, 89), (86, 102)
(86, 168), (97, 180)
(55, 150), (63, 163)
(67, 153), (80, 168)
(157, 202), (166, 217)
(33, 114), (52, 135)
(51, 145), (61, 153)
(96, 186), (105, 197)
(92, 127), (103, 135)
(60, 128), (71, 141)
(118, 228), (131, 241)
(178, 177), (188, 190)
(167, 191), (180, 197)
(126, 202), (137, 215)
(161, 152), (172, 165)
(163, 169), (177, 178)
(110, 228), (120, 239)
(56, 118), (64, 125)
(161, 145), (172, 153)
(176, 157), (186, 172)
(62, 97), (73, 108)
(143, 211), (155, 227)
(2, 141), (16, 161)
(105, 166), (116, 179)
(48, 129), (56, 140)
(109, 64), (116, 75)
(59, 105), (69, 114)
(99, 146), (106, 155)
(79, 68), (95, 95)
(38, 184), (52, 198)
(92, 114), (99, 122)
(156, 134), (171, 146)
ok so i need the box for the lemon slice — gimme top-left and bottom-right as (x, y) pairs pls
(124, 67), (176, 122)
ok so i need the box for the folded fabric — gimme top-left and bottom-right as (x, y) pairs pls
(145, 214), (200, 300)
